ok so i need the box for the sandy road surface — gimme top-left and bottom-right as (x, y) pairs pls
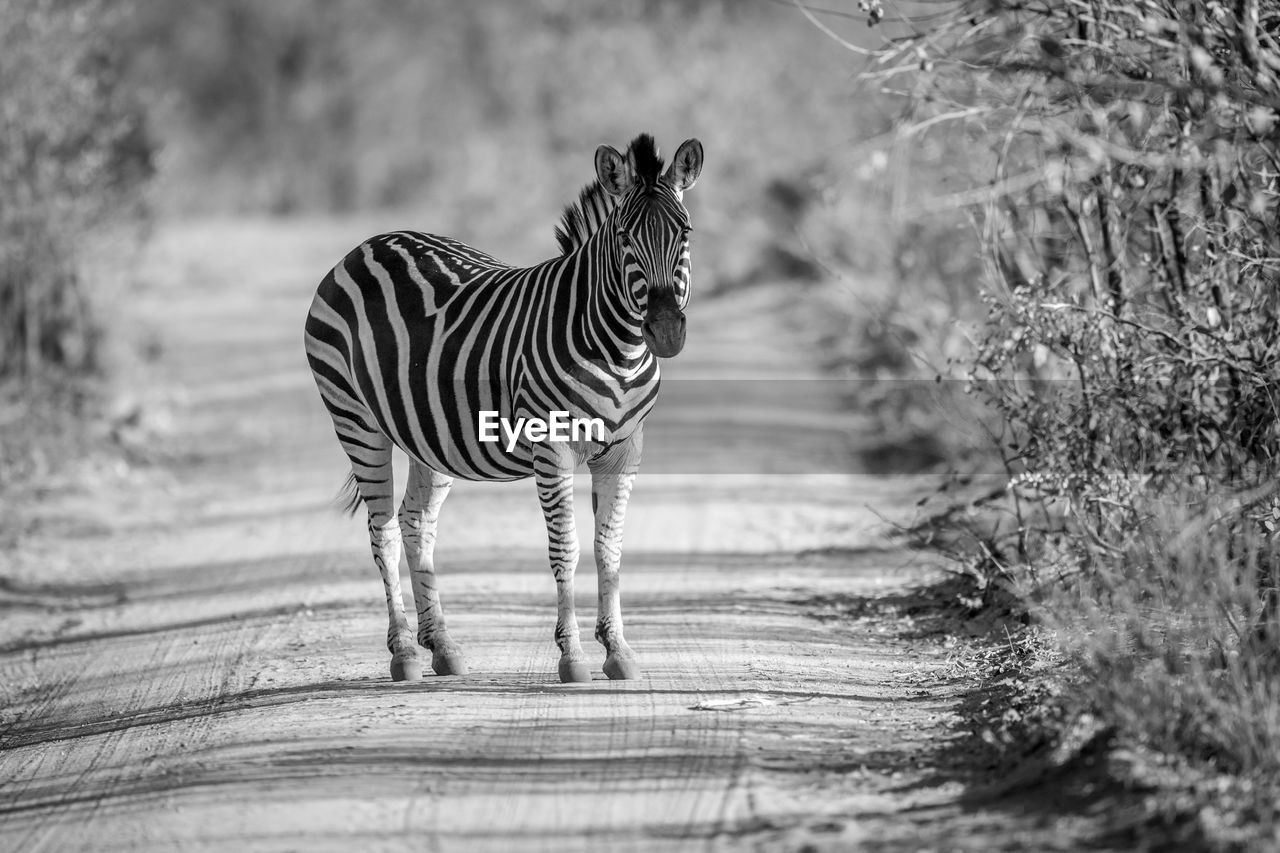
(1, 220), (979, 852)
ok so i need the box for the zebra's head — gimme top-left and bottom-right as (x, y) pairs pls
(595, 134), (703, 359)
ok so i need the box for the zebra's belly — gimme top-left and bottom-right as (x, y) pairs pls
(397, 429), (639, 482)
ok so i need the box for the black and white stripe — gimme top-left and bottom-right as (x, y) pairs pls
(303, 133), (703, 683)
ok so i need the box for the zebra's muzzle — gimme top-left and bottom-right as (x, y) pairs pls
(642, 300), (686, 358)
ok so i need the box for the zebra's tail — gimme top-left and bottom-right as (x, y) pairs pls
(335, 471), (364, 516)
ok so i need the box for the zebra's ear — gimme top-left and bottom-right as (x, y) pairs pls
(595, 145), (633, 196)
(664, 138), (703, 194)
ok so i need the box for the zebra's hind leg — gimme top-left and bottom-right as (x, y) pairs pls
(340, 429), (422, 682)
(534, 445), (590, 683)
(400, 462), (466, 676)
(590, 434), (643, 680)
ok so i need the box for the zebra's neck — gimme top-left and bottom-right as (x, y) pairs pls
(567, 223), (652, 376)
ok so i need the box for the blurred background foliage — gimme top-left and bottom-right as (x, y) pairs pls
(126, 0), (887, 269)
(5, 0), (971, 385)
(0, 0), (152, 380)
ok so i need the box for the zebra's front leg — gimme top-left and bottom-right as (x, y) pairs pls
(590, 434), (643, 680)
(534, 446), (590, 683)
(401, 463), (466, 676)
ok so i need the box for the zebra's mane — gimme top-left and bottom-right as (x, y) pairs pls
(555, 181), (616, 256)
(554, 134), (666, 257)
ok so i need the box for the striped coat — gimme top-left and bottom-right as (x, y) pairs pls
(304, 133), (703, 683)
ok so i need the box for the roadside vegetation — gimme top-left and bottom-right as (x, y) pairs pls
(0, 1), (152, 493)
(841, 1), (1280, 846)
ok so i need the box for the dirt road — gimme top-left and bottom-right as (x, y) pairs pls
(1, 220), (982, 851)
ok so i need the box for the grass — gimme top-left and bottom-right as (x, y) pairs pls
(1035, 497), (1280, 846)
(904, 479), (1280, 849)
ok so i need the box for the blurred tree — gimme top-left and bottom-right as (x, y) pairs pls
(123, 0), (854, 241)
(0, 0), (153, 379)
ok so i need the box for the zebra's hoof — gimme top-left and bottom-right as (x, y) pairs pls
(390, 656), (423, 682)
(603, 654), (642, 681)
(558, 658), (592, 683)
(432, 648), (468, 676)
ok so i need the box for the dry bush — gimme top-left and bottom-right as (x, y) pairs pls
(1041, 501), (1280, 842)
(856, 0), (1280, 838)
(869, 0), (1280, 519)
(0, 0), (153, 380)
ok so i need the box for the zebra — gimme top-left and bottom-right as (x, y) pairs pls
(304, 133), (703, 683)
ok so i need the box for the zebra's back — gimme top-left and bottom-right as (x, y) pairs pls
(304, 230), (535, 481)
